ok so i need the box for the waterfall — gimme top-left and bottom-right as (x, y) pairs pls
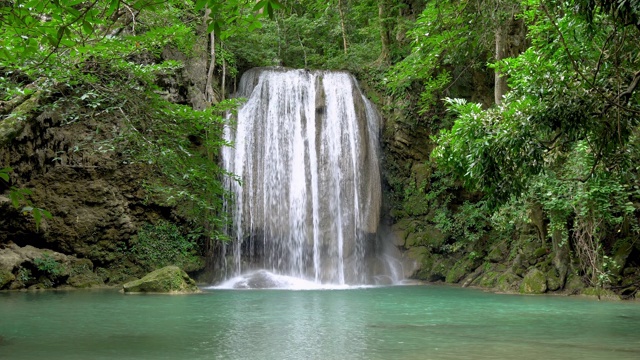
(220, 67), (390, 287)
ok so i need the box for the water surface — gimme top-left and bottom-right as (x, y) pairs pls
(1, 286), (639, 359)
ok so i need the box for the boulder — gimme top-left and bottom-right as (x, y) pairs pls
(496, 271), (521, 293)
(0, 243), (103, 289)
(546, 268), (563, 291)
(520, 268), (547, 294)
(122, 266), (201, 294)
(565, 273), (585, 295)
(0, 269), (15, 289)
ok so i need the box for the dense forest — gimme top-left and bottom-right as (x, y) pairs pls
(1, 0), (639, 297)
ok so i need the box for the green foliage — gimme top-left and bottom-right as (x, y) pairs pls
(130, 220), (202, 271)
(1, 0), (249, 242)
(16, 267), (32, 283)
(34, 254), (63, 276)
(386, 0), (520, 114)
(429, 0), (640, 282)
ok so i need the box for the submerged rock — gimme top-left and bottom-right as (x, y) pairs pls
(122, 266), (201, 294)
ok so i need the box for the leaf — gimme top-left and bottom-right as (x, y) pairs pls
(32, 208), (42, 230)
(10, 191), (20, 209)
(105, 0), (120, 18)
(269, 0), (283, 10)
(253, 0), (267, 12)
(0, 167), (11, 182)
(195, 0), (208, 11)
(82, 21), (93, 35)
(56, 26), (65, 42)
(267, 3), (274, 19)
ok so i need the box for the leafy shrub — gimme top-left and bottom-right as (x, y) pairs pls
(130, 220), (202, 271)
(34, 254), (63, 276)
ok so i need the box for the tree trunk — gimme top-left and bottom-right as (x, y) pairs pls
(494, 26), (508, 105)
(378, 0), (390, 64)
(338, 0), (348, 55)
(221, 42), (226, 101)
(204, 8), (217, 104)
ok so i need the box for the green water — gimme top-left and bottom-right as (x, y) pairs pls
(1, 286), (639, 359)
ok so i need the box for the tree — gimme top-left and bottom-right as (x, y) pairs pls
(433, 0), (640, 287)
(1, 0), (279, 239)
(387, 0), (526, 112)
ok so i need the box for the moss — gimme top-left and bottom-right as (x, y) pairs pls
(486, 244), (506, 263)
(533, 246), (549, 258)
(423, 225), (446, 248)
(496, 271), (521, 293)
(565, 273), (585, 294)
(0, 90), (42, 145)
(477, 271), (499, 288)
(520, 268), (547, 294)
(582, 287), (620, 300)
(546, 269), (563, 291)
(122, 266), (201, 294)
(404, 231), (424, 248)
(68, 273), (104, 288)
(445, 258), (470, 283)
(0, 269), (15, 289)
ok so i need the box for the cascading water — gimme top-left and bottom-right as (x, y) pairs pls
(218, 67), (399, 288)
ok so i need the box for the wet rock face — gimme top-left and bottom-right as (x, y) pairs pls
(122, 266), (200, 294)
(0, 159), (165, 275)
(0, 243), (103, 290)
(0, 78), (198, 288)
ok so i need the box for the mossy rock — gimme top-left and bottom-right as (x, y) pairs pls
(582, 287), (620, 300)
(445, 259), (471, 284)
(612, 241), (633, 276)
(403, 193), (430, 216)
(486, 244), (506, 263)
(477, 271), (500, 288)
(406, 246), (429, 262)
(546, 269), (563, 291)
(565, 274), (585, 295)
(68, 272), (104, 288)
(423, 225), (446, 249)
(0, 269), (15, 289)
(520, 268), (547, 294)
(391, 219), (412, 246)
(533, 246), (549, 258)
(122, 266), (201, 294)
(411, 162), (431, 188)
(420, 257), (449, 282)
(510, 254), (526, 277)
(496, 271), (521, 293)
(404, 231), (424, 248)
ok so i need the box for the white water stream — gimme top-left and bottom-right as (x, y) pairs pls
(219, 68), (400, 288)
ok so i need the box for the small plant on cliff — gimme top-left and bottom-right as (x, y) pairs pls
(130, 220), (202, 271)
(16, 267), (31, 283)
(1, 167), (52, 230)
(34, 254), (63, 276)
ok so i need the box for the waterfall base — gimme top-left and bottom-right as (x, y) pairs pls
(209, 269), (410, 290)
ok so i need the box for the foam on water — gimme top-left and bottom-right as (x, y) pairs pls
(209, 270), (378, 290)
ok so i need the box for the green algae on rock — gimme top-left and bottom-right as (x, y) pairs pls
(122, 266), (201, 294)
(520, 268), (547, 294)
